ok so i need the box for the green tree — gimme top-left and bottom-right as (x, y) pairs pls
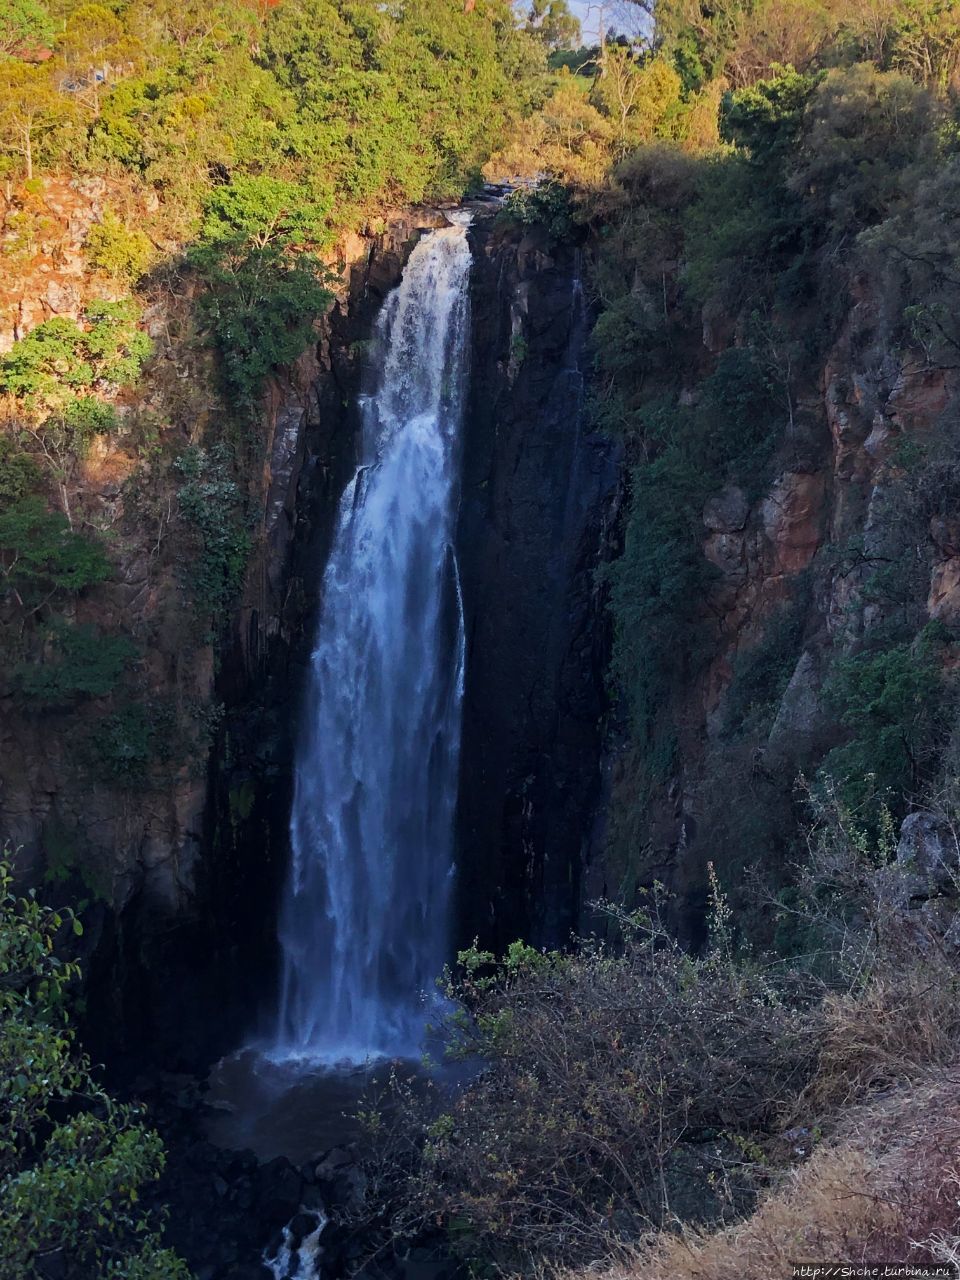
(25, 398), (119, 522)
(655, 0), (762, 92)
(889, 0), (960, 89)
(721, 64), (817, 165)
(526, 0), (580, 51)
(0, 855), (190, 1278)
(788, 63), (935, 239)
(199, 174), (332, 249)
(0, 0), (54, 57)
(0, 62), (66, 179)
(591, 51), (683, 153)
(189, 236), (332, 408)
(860, 153), (960, 364)
(0, 497), (110, 608)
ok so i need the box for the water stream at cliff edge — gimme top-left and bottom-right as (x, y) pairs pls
(273, 215), (471, 1065)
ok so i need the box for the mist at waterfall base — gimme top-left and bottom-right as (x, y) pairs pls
(205, 219), (474, 1175)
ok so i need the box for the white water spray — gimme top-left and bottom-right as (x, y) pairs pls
(273, 219), (472, 1063)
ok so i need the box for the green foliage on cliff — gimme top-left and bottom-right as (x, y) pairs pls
(13, 622), (136, 706)
(606, 350), (780, 735)
(92, 700), (173, 787)
(501, 181), (574, 241)
(0, 855), (189, 1278)
(189, 233), (333, 410)
(723, 595), (807, 734)
(0, 0), (551, 552)
(820, 624), (953, 818)
(0, 498), (110, 604)
(0, 436), (39, 503)
(174, 444), (250, 624)
(606, 415), (716, 736)
(0, 302), (151, 411)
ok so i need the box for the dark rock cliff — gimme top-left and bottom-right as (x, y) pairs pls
(456, 219), (620, 951)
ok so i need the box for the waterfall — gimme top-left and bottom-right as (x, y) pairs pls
(273, 218), (472, 1063)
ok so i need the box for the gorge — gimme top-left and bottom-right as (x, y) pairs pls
(5, 1), (960, 1274)
(149, 202), (620, 1277)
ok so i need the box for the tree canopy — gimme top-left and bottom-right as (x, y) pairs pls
(0, 855), (189, 1278)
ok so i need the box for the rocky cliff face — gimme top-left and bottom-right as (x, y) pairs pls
(0, 177), (135, 353)
(600, 278), (960, 939)
(456, 218), (620, 951)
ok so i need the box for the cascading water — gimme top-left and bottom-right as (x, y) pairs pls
(273, 217), (472, 1064)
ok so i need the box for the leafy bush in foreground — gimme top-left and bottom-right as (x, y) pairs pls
(0, 855), (189, 1279)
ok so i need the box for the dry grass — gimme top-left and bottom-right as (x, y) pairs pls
(804, 963), (960, 1112)
(595, 1068), (960, 1280)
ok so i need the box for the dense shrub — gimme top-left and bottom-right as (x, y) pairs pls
(0, 0), (547, 225)
(0, 855), (189, 1278)
(12, 622), (136, 706)
(0, 302), (150, 410)
(84, 209), (153, 283)
(818, 624), (954, 819)
(0, 498), (110, 605)
(501, 181), (574, 241)
(352, 906), (822, 1270)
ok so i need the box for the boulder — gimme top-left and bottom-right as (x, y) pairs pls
(703, 485), (749, 533)
(765, 651), (830, 769)
(257, 1156), (305, 1228)
(896, 811), (959, 892)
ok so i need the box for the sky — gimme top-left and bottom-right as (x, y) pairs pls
(558, 0), (651, 48)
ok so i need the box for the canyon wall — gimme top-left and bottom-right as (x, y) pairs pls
(594, 279), (960, 940)
(456, 218), (619, 951)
